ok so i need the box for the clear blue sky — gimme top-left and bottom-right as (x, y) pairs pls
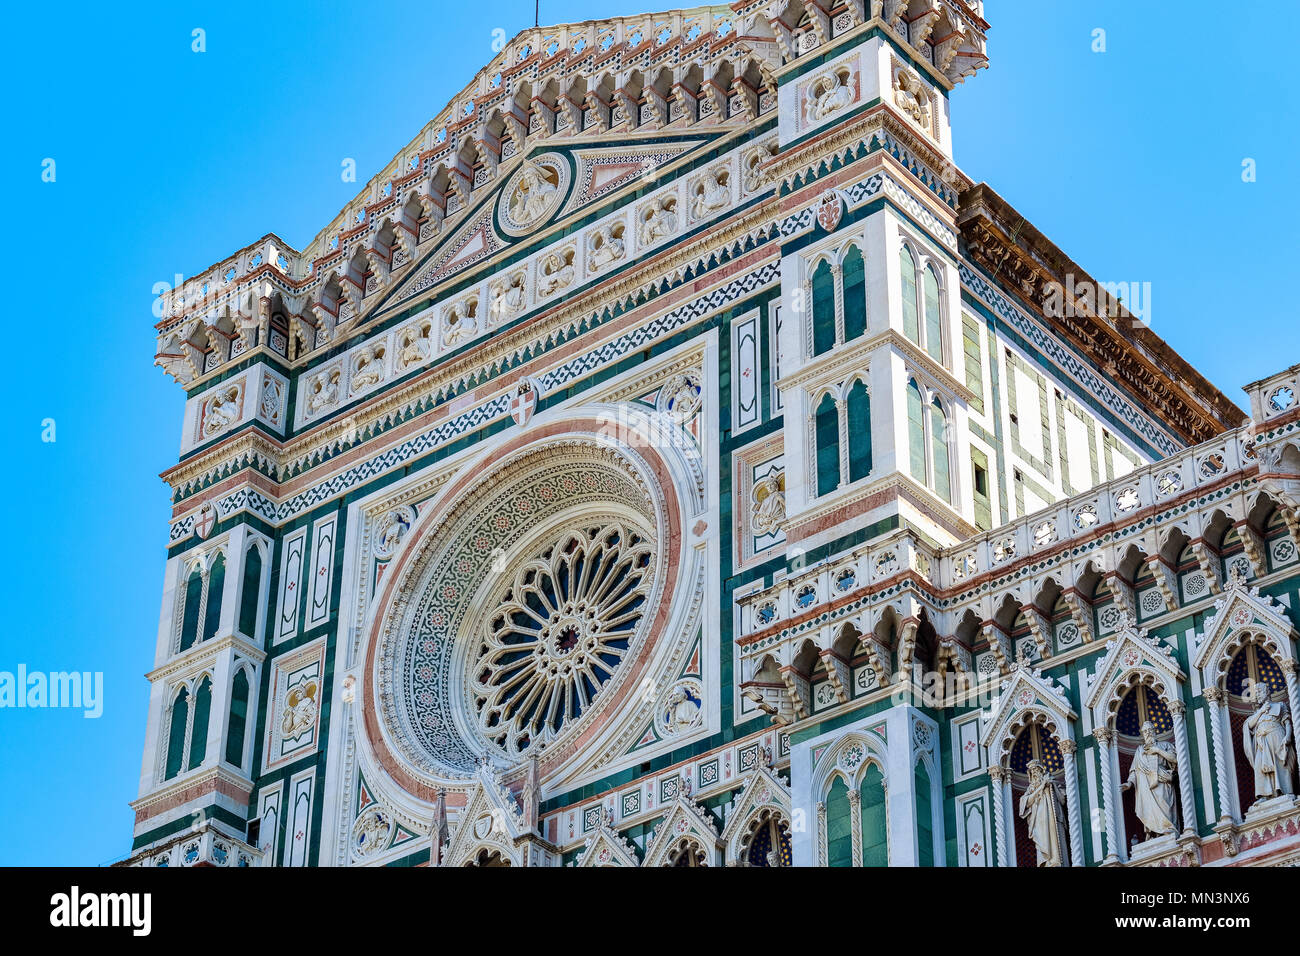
(2, 1), (1295, 865)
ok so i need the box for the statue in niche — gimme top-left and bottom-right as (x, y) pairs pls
(893, 68), (930, 126)
(750, 469), (786, 537)
(1018, 759), (1068, 866)
(639, 197), (677, 245)
(1243, 680), (1295, 803)
(307, 369), (340, 415)
(692, 168), (729, 218)
(810, 69), (853, 121)
(398, 321), (432, 369)
(1119, 720), (1178, 838)
(587, 224), (625, 270)
(350, 344), (386, 391)
(203, 384), (241, 436)
(489, 272), (526, 324)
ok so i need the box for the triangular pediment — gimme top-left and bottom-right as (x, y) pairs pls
(719, 765), (791, 859)
(641, 793), (722, 867)
(1192, 579), (1298, 678)
(980, 662), (1077, 753)
(573, 815), (641, 868)
(440, 766), (532, 867)
(1083, 619), (1184, 712)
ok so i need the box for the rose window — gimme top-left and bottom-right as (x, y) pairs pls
(471, 520), (654, 755)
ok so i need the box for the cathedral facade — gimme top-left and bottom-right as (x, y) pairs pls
(128, 1), (1300, 868)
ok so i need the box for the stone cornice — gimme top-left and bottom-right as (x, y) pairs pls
(958, 183), (1244, 445)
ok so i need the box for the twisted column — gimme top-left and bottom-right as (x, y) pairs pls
(1169, 699), (1198, 838)
(847, 789), (862, 867)
(1203, 687), (1235, 824)
(1060, 739), (1085, 866)
(1094, 728), (1121, 863)
(989, 766), (1008, 867)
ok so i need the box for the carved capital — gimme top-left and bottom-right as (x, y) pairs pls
(1059, 739), (1077, 757)
(1093, 728), (1114, 746)
(1203, 686), (1224, 705)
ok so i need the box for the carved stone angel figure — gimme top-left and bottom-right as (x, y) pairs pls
(1119, 720), (1178, 838)
(1018, 759), (1068, 866)
(1243, 680), (1295, 802)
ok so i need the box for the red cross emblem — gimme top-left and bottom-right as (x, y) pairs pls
(195, 503), (216, 539)
(816, 190), (843, 232)
(510, 383), (538, 427)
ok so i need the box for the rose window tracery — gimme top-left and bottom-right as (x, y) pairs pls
(471, 520), (654, 755)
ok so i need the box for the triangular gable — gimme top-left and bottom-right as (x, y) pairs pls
(719, 765), (791, 861)
(641, 794), (722, 867)
(439, 766), (530, 867)
(1083, 618), (1185, 714)
(573, 814), (641, 868)
(980, 662), (1077, 759)
(1192, 578), (1298, 681)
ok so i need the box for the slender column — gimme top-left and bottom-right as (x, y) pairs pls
(1203, 687), (1235, 824)
(1093, 728), (1121, 864)
(816, 801), (827, 867)
(988, 766), (1008, 867)
(837, 397), (849, 488)
(831, 263), (845, 345)
(1281, 660), (1300, 753)
(847, 789), (862, 867)
(1169, 700), (1198, 839)
(1059, 739), (1084, 866)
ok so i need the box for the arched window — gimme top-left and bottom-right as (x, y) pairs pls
(915, 761), (934, 866)
(164, 687), (190, 780)
(900, 241), (945, 360)
(842, 244), (866, 341)
(899, 246), (918, 343)
(825, 775), (853, 867)
(847, 379), (872, 482)
(202, 553), (225, 642)
(1226, 642), (1293, 813)
(811, 259), (836, 356)
(188, 676), (213, 772)
(1009, 722), (1068, 867)
(859, 763), (888, 866)
(179, 566), (203, 652)
(815, 392), (840, 497)
(906, 378), (955, 504)
(923, 264), (942, 361)
(1114, 683), (1177, 845)
(225, 668), (251, 769)
(907, 379), (926, 480)
(238, 546), (263, 639)
(744, 811), (792, 867)
(930, 397), (951, 503)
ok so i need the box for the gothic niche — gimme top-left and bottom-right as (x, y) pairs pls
(1114, 684), (1180, 846)
(892, 66), (930, 128)
(638, 195), (677, 245)
(1226, 641), (1297, 812)
(808, 66), (854, 122)
(1009, 722), (1070, 867)
(740, 809), (791, 867)
(587, 222), (626, 271)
